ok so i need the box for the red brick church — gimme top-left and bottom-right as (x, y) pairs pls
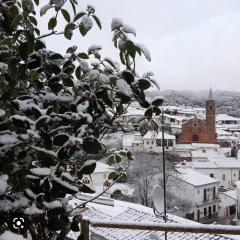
(177, 89), (216, 144)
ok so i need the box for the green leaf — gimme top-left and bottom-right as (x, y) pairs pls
(108, 172), (118, 180)
(104, 58), (116, 69)
(19, 41), (34, 60)
(48, 217), (67, 231)
(139, 122), (149, 136)
(64, 23), (76, 40)
(119, 51), (125, 65)
(63, 77), (74, 87)
(82, 137), (102, 154)
(70, 0), (77, 15)
(79, 160), (96, 175)
(70, 222), (80, 232)
(29, 16), (37, 26)
(77, 52), (89, 59)
(116, 154), (121, 163)
(53, 134), (69, 146)
(61, 9), (71, 23)
(33, 0), (39, 5)
(92, 14), (102, 29)
(79, 184), (95, 194)
(74, 11), (86, 22)
(75, 66), (81, 80)
(49, 53), (64, 60)
(144, 108), (153, 119)
(107, 155), (115, 165)
(48, 17), (57, 30)
(79, 24), (88, 36)
(119, 150), (127, 156)
(137, 78), (151, 91)
(122, 70), (134, 84)
(152, 98), (164, 107)
(125, 40), (136, 59)
(127, 150), (134, 160)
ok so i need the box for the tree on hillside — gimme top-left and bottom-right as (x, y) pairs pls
(0, 0), (163, 239)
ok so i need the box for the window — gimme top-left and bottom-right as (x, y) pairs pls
(168, 140), (173, 146)
(163, 139), (167, 146)
(210, 173), (214, 178)
(186, 212), (194, 220)
(204, 208), (207, 216)
(197, 190), (200, 194)
(213, 187), (216, 198)
(203, 189), (207, 201)
(146, 141), (149, 145)
(222, 174), (226, 180)
(156, 139), (162, 146)
(213, 205), (216, 212)
(151, 141), (154, 145)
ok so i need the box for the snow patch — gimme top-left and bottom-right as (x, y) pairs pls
(111, 18), (123, 31)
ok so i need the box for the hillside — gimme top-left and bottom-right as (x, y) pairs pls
(146, 90), (240, 117)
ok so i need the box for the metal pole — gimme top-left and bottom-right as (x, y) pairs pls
(161, 108), (167, 240)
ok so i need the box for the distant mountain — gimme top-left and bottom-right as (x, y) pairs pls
(146, 90), (240, 117)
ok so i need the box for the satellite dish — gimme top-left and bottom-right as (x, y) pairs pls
(152, 185), (164, 215)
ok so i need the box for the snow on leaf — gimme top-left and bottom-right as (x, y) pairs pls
(88, 44), (102, 54)
(116, 79), (133, 97)
(136, 43), (151, 61)
(24, 204), (44, 215)
(31, 146), (57, 158)
(81, 16), (93, 31)
(40, 3), (52, 16)
(0, 197), (29, 212)
(31, 167), (51, 176)
(0, 109), (5, 117)
(0, 175), (8, 193)
(79, 60), (89, 72)
(43, 200), (62, 209)
(122, 24), (136, 36)
(0, 132), (19, 145)
(53, 176), (78, 193)
(111, 18), (123, 31)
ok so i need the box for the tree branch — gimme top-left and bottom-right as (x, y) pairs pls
(67, 162), (130, 214)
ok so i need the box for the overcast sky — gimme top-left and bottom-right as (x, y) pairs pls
(38, 0), (240, 91)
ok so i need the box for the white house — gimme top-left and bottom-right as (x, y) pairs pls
(189, 149), (240, 190)
(142, 131), (176, 152)
(169, 168), (220, 223)
(122, 131), (176, 153)
(216, 114), (240, 131)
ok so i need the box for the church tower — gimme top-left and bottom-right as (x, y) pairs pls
(206, 88), (216, 143)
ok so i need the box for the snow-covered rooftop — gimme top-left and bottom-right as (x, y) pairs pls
(143, 131), (175, 140)
(174, 168), (219, 186)
(216, 114), (240, 122)
(222, 190), (237, 200)
(67, 195), (237, 240)
(216, 129), (233, 136)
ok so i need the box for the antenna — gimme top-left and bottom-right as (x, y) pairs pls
(152, 185), (164, 215)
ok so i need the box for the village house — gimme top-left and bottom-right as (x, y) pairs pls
(169, 168), (220, 223)
(123, 131), (176, 153)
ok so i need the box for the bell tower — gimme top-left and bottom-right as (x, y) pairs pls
(206, 88), (216, 143)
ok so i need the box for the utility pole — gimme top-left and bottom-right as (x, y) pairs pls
(161, 108), (167, 240)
